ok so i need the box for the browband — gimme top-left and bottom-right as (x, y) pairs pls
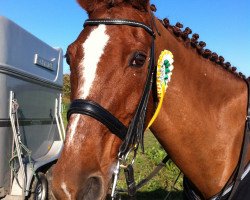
(84, 19), (155, 37)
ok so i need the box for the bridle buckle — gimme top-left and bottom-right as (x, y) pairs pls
(247, 116), (250, 130)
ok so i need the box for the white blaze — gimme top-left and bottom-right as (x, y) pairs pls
(67, 26), (109, 145)
(67, 114), (80, 144)
(79, 25), (110, 98)
(61, 182), (71, 200)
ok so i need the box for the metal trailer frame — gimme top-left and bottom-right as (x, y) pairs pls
(8, 92), (65, 199)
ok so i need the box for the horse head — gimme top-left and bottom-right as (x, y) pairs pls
(52, 0), (250, 199)
(52, 0), (155, 199)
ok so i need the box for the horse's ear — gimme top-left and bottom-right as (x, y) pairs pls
(77, 0), (150, 13)
(77, 0), (98, 13)
(129, 0), (150, 12)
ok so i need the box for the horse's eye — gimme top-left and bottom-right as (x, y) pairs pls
(65, 53), (71, 65)
(130, 52), (147, 67)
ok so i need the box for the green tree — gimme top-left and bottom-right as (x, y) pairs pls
(63, 74), (71, 103)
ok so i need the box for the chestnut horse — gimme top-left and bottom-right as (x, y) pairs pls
(52, 0), (250, 199)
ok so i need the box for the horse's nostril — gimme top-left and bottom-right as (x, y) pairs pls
(79, 177), (103, 200)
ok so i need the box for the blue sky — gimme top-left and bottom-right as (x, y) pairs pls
(0, 0), (249, 76)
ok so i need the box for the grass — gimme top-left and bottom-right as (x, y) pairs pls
(62, 102), (183, 200)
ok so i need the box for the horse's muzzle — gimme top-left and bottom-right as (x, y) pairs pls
(78, 176), (103, 200)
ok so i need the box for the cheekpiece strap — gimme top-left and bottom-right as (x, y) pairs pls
(246, 80), (250, 130)
(247, 116), (250, 130)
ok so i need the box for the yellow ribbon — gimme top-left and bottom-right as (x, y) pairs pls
(147, 50), (174, 129)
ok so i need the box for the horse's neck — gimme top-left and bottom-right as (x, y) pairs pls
(151, 20), (249, 198)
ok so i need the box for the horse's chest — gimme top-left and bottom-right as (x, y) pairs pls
(183, 170), (250, 200)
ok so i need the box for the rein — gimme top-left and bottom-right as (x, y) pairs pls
(67, 18), (157, 198)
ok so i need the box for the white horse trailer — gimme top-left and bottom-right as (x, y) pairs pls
(0, 16), (65, 199)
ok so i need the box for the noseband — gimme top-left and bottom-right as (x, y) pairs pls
(67, 18), (156, 155)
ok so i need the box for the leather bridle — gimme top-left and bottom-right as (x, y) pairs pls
(66, 18), (250, 200)
(67, 18), (156, 156)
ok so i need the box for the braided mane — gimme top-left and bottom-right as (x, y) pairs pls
(150, 4), (250, 81)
